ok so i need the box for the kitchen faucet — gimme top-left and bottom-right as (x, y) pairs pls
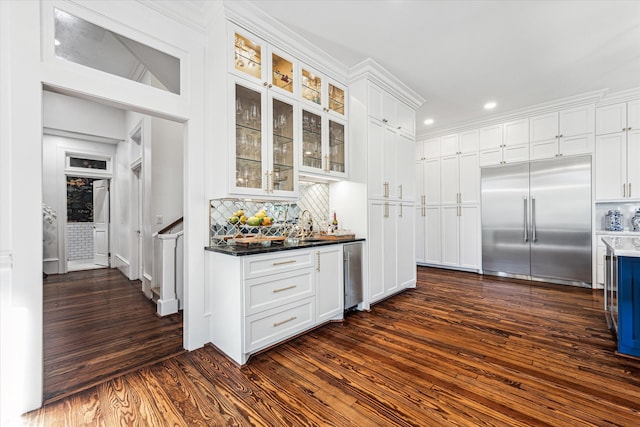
(299, 210), (313, 238)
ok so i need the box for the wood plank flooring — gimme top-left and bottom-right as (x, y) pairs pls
(26, 267), (640, 426)
(42, 268), (184, 404)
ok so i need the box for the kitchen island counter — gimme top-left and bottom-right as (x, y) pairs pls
(601, 236), (640, 258)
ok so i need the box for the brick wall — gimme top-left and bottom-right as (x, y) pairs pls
(67, 222), (94, 261)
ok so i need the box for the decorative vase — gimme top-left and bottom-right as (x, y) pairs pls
(605, 210), (623, 231)
(632, 209), (640, 232)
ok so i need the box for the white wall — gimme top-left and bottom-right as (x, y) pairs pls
(0, 0), (209, 418)
(43, 91), (126, 140)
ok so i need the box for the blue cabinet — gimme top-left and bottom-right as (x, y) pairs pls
(616, 256), (640, 358)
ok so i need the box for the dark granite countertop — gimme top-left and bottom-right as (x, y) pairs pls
(205, 237), (365, 256)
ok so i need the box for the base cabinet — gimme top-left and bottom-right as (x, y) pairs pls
(207, 244), (344, 365)
(441, 205), (481, 270)
(615, 256), (640, 358)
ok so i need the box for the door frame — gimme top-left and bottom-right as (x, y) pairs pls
(57, 148), (114, 274)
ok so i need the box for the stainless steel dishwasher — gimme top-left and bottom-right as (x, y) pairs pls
(343, 242), (363, 311)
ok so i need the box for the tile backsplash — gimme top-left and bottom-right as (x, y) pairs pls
(209, 182), (330, 246)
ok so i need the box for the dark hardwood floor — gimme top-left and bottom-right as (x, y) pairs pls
(42, 268), (184, 404)
(25, 266), (640, 426)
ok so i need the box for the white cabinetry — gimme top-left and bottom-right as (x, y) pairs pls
(315, 246), (344, 323)
(207, 245), (344, 365)
(595, 129), (640, 200)
(368, 83), (415, 137)
(416, 205), (441, 265)
(368, 118), (416, 201)
(441, 152), (480, 205)
(441, 205), (481, 270)
(479, 120), (529, 166)
(299, 63), (347, 119)
(300, 106), (347, 178)
(369, 201), (415, 304)
(596, 100), (640, 135)
(595, 100), (640, 201)
(529, 105), (594, 160)
(231, 79), (299, 198)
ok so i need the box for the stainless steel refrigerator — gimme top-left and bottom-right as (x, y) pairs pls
(481, 155), (592, 286)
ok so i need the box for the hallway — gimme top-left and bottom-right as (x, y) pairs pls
(43, 268), (184, 403)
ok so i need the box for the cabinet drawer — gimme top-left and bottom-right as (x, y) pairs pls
(244, 250), (314, 278)
(244, 269), (314, 316)
(244, 297), (315, 352)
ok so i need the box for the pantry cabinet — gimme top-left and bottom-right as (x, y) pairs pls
(529, 105), (594, 160)
(368, 200), (415, 304)
(415, 205), (442, 265)
(440, 204), (481, 270)
(230, 79), (299, 198)
(368, 120), (415, 201)
(440, 152), (480, 205)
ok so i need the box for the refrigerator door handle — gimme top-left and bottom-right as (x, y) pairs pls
(523, 197), (529, 242)
(531, 196), (537, 242)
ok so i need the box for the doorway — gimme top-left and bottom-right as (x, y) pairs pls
(41, 90), (185, 402)
(65, 175), (110, 272)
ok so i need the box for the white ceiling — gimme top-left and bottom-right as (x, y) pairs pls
(246, 0), (640, 136)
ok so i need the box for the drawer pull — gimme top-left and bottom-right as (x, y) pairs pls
(272, 259), (296, 266)
(273, 316), (297, 327)
(272, 285), (297, 293)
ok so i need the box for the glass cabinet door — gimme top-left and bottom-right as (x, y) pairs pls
(328, 83), (345, 116)
(235, 83), (264, 190)
(233, 30), (263, 82)
(329, 120), (345, 173)
(301, 68), (322, 106)
(271, 51), (294, 95)
(302, 109), (323, 170)
(271, 98), (295, 192)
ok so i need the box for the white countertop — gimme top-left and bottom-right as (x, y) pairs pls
(601, 236), (640, 257)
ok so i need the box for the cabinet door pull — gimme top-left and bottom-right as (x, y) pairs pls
(399, 184), (403, 199)
(624, 183), (627, 198)
(630, 183), (633, 198)
(422, 206), (425, 217)
(399, 203), (403, 218)
(383, 182), (389, 198)
(316, 251), (321, 272)
(264, 171), (269, 192)
(273, 316), (297, 327)
(273, 285), (297, 293)
(272, 259), (296, 266)
(384, 202), (389, 218)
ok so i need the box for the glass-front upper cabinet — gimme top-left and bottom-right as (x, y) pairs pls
(270, 97), (296, 193)
(230, 24), (297, 99)
(231, 79), (298, 198)
(300, 106), (347, 178)
(233, 82), (265, 193)
(300, 64), (347, 119)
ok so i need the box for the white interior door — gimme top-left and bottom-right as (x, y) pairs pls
(93, 179), (110, 266)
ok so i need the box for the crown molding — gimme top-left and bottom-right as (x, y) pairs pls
(348, 58), (425, 111)
(418, 88), (608, 140)
(223, 0), (349, 82)
(596, 87), (640, 107)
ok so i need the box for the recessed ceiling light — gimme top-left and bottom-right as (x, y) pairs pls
(484, 101), (497, 110)
(423, 118), (434, 125)
(54, 39), (61, 46)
